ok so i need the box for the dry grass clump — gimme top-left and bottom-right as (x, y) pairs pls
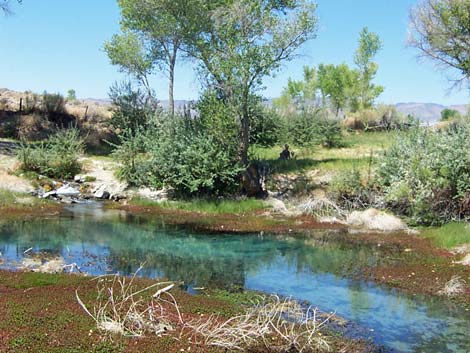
(186, 296), (332, 352)
(298, 197), (347, 220)
(76, 267), (181, 337)
(438, 275), (466, 297)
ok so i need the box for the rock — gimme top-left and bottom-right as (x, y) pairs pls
(136, 187), (170, 201)
(55, 185), (80, 196)
(94, 189), (110, 199)
(74, 174), (84, 183)
(346, 208), (406, 232)
(266, 197), (288, 214)
(42, 184), (80, 199)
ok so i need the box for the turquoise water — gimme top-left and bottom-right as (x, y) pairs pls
(0, 204), (469, 353)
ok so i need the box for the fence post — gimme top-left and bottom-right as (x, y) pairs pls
(84, 105), (89, 119)
(19, 98), (23, 113)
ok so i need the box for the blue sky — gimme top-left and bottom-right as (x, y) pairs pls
(0, 0), (468, 105)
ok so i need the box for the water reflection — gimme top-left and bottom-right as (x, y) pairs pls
(0, 205), (469, 353)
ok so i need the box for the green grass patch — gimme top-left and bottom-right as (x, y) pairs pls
(250, 131), (394, 175)
(132, 198), (268, 214)
(0, 189), (49, 209)
(420, 222), (470, 249)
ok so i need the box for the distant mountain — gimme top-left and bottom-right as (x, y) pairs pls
(395, 103), (469, 124)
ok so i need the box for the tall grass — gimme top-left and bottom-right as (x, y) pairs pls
(420, 222), (470, 249)
(132, 198), (267, 214)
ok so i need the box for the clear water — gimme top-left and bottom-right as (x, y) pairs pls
(0, 204), (469, 353)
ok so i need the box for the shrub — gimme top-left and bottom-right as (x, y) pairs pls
(288, 112), (320, 147)
(330, 168), (372, 209)
(288, 111), (343, 148)
(109, 81), (155, 134)
(113, 113), (243, 197)
(17, 128), (84, 179)
(250, 106), (285, 148)
(378, 123), (470, 224)
(315, 118), (343, 148)
(42, 92), (66, 116)
(440, 108), (461, 121)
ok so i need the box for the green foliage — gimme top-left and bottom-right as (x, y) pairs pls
(109, 81), (155, 134)
(289, 111), (343, 148)
(440, 108), (461, 121)
(195, 90), (238, 146)
(317, 63), (358, 115)
(16, 128), (84, 179)
(315, 118), (343, 148)
(113, 101), (243, 196)
(289, 112), (319, 147)
(409, 0), (470, 84)
(353, 27), (384, 110)
(378, 123), (470, 224)
(104, 31), (156, 95)
(66, 89), (76, 102)
(273, 66), (318, 115)
(186, 0), (318, 164)
(250, 107), (285, 148)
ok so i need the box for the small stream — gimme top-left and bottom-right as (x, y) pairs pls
(0, 204), (469, 352)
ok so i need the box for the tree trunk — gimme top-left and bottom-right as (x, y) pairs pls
(239, 96), (250, 166)
(169, 51), (176, 116)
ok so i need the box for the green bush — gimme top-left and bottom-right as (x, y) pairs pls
(113, 110), (243, 197)
(289, 112), (319, 147)
(440, 108), (461, 121)
(288, 111), (343, 148)
(315, 118), (343, 148)
(109, 81), (155, 134)
(17, 128), (84, 179)
(378, 123), (470, 225)
(250, 106), (285, 148)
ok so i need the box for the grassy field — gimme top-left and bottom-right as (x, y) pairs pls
(251, 131), (398, 175)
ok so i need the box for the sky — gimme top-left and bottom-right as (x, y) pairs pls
(0, 0), (468, 105)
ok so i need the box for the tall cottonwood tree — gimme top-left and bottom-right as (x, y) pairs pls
(353, 27), (384, 110)
(317, 63), (358, 116)
(409, 0), (470, 86)
(107, 0), (188, 115)
(186, 0), (318, 165)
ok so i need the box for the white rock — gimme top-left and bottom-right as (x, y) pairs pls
(94, 189), (110, 199)
(55, 185), (80, 196)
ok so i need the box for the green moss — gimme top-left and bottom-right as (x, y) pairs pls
(420, 222), (470, 249)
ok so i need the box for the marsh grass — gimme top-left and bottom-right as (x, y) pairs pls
(420, 222), (470, 249)
(132, 198), (268, 215)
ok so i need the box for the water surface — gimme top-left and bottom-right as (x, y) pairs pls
(0, 204), (469, 353)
